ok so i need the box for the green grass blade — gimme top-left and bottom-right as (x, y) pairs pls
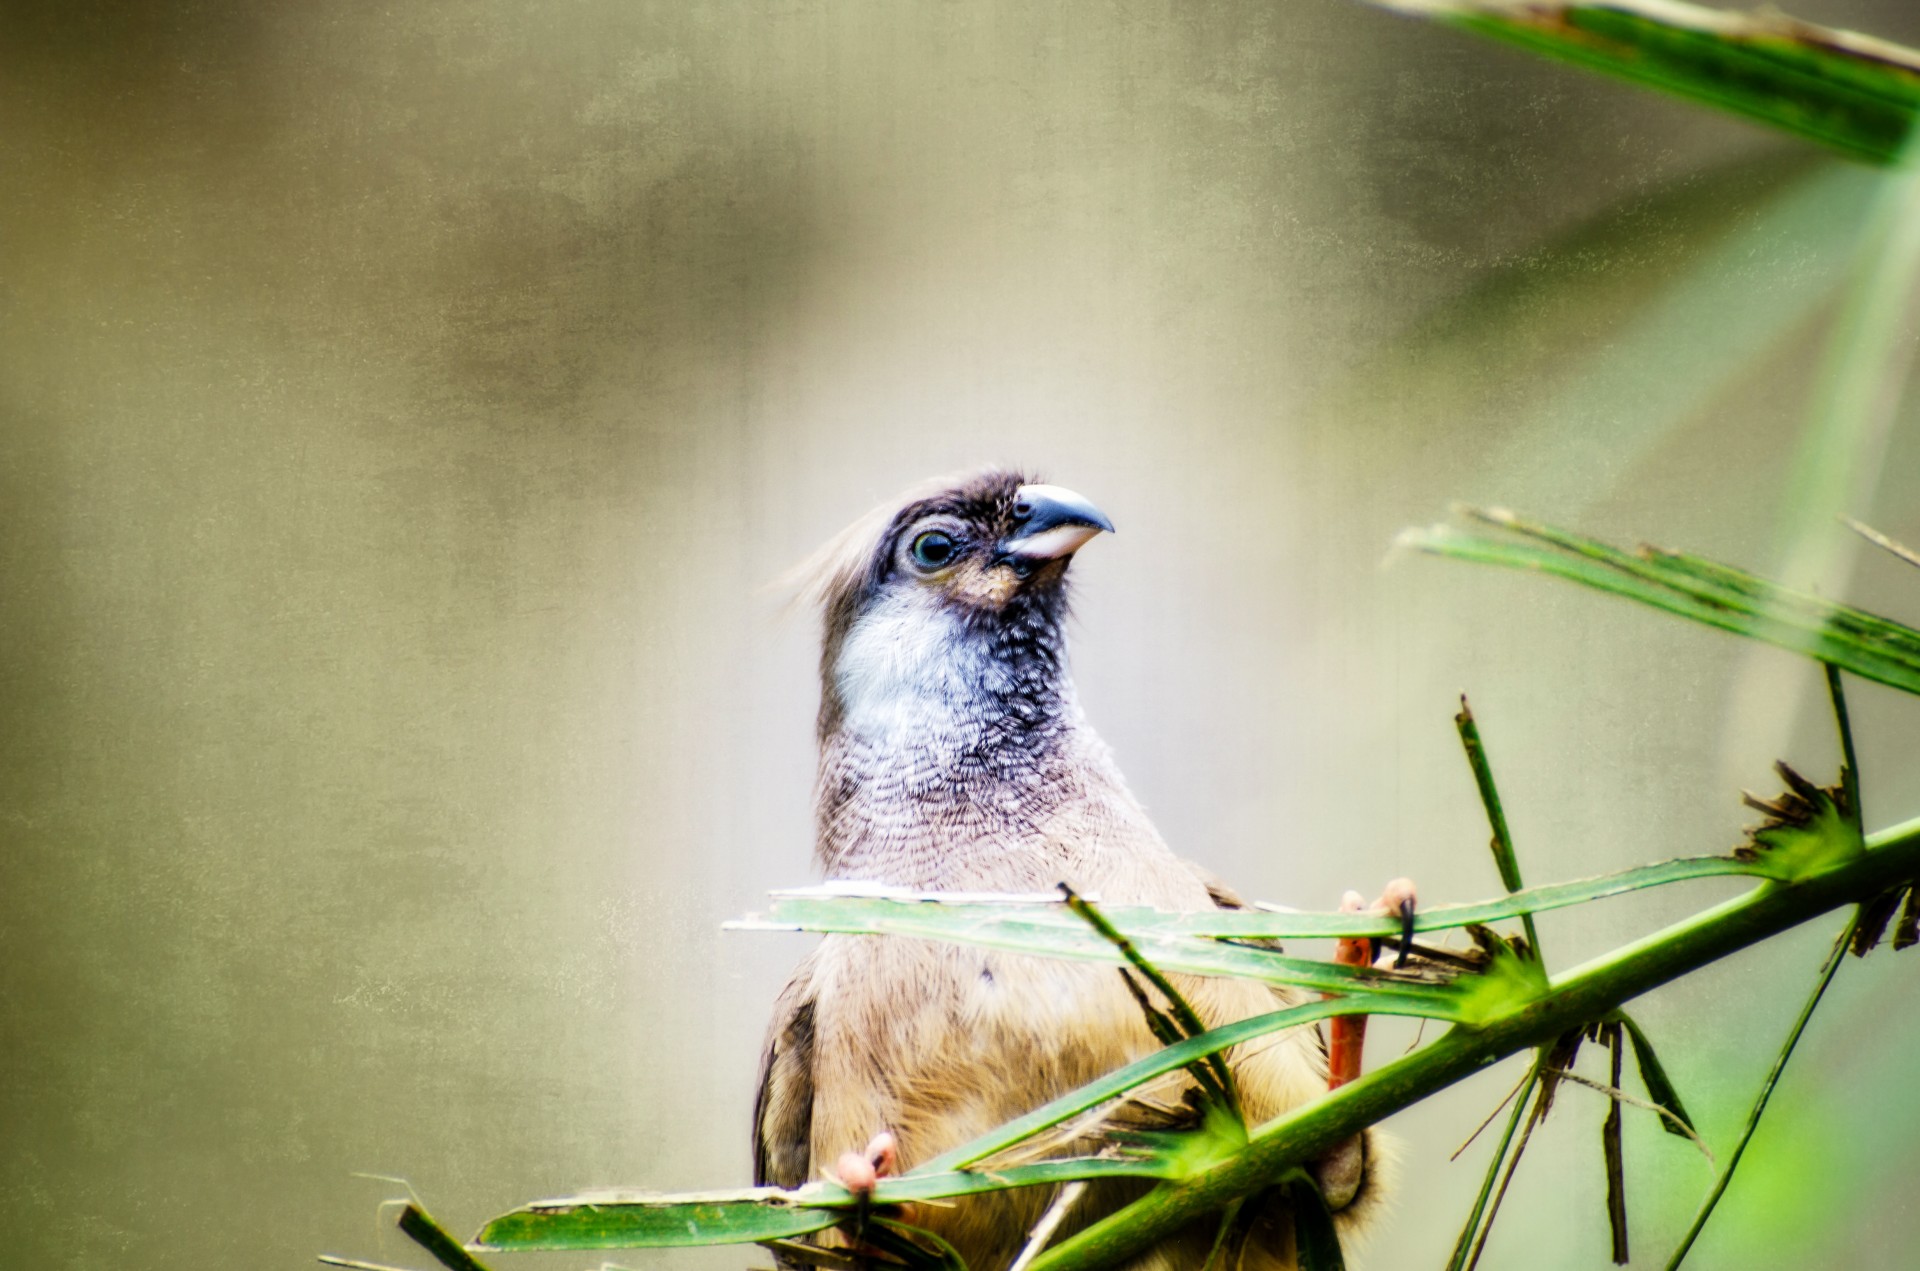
(883, 1159), (1189, 1200)
(1455, 697), (1540, 953)
(1285, 1171), (1347, 1271)
(1366, 0), (1920, 165)
(1062, 886), (1245, 1124)
(398, 1205), (493, 1271)
(1464, 509), (1920, 655)
(473, 1158), (1191, 1253)
(1614, 1011), (1697, 1137)
(1445, 699), (1550, 1264)
(473, 998), (1384, 1255)
(474, 1191), (840, 1250)
(738, 855), (1771, 946)
(740, 893), (1467, 1013)
(1444, 1059), (1544, 1271)
(868, 1217), (969, 1271)
(1455, 698), (1524, 895)
(1461, 1086), (1547, 1271)
(1662, 914), (1860, 1268)
(1828, 659), (1863, 827)
(915, 999), (1352, 1174)
(1398, 512), (1920, 695)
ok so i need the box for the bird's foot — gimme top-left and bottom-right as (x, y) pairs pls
(1327, 877), (1416, 1090)
(1314, 878), (1415, 1212)
(1366, 876), (1419, 969)
(827, 1133), (915, 1264)
(829, 1132), (899, 1196)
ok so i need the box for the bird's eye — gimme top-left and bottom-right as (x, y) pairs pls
(910, 531), (957, 570)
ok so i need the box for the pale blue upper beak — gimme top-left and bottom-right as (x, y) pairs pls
(1000, 484), (1115, 561)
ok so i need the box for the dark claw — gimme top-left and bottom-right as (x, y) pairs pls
(1395, 898), (1415, 969)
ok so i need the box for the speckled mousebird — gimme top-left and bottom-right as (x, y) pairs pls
(754, 469), (1392, 1269)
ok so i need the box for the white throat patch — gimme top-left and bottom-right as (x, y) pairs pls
(833, 588), (994, 740)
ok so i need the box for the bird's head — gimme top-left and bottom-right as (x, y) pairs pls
(799, 469), (1115, 741)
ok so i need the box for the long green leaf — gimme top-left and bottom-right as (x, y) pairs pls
(739, 894), (1464, 1015)
(475, 1158), (1183, 1253)
(740, 853), (1772, 941)
(475, 1191), (839, 1250)
(916, 998), (1351, 1174)
(1366, 0), (1920, 165)
(474, 1000), (1358, 1254)
(1398, 509), (1920, 695)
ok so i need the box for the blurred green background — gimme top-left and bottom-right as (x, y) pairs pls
(5, 2), (1920, 1268)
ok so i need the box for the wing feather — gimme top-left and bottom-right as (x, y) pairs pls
(753, 968), (817, 1188)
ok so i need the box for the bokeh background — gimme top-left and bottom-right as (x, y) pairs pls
(6, 2), (1920, 1268)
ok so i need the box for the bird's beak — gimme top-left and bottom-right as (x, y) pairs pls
(1000, 484), (1116, 562)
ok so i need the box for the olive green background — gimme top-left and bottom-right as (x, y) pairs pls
(6, 2), (1920, 1268)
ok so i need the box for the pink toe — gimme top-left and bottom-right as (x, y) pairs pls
(834, 1151), (878, 1195)
(1379, 877), (1417, 913)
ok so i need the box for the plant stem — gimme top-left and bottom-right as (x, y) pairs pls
(1455, 697), (1540, 952)
(1029, 817), (1920, 1271)
(1660, 912), (1860, 1270)
(1061, 885), (1244, 1123)
(1444, 1056), (1542, 1271)
(1826, 664), (1862, 823)
(1446, 695), (1547, 1267)
(1464, 1093), (1544, 1271)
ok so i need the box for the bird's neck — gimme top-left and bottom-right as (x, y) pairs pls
(814, 601), (1089, 886)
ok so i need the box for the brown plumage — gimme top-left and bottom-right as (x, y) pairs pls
(755, 470), (1388, 1268)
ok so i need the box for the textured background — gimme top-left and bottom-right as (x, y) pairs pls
(6, 2), (1920, 1268)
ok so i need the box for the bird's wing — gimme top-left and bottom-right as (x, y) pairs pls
(1180, 856), (1334, 1073)
(752, 965), (817, 1189)
(1181, 857), (1252, 912)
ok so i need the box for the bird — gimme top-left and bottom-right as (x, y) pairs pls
(754, 469), (1394, 1270)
